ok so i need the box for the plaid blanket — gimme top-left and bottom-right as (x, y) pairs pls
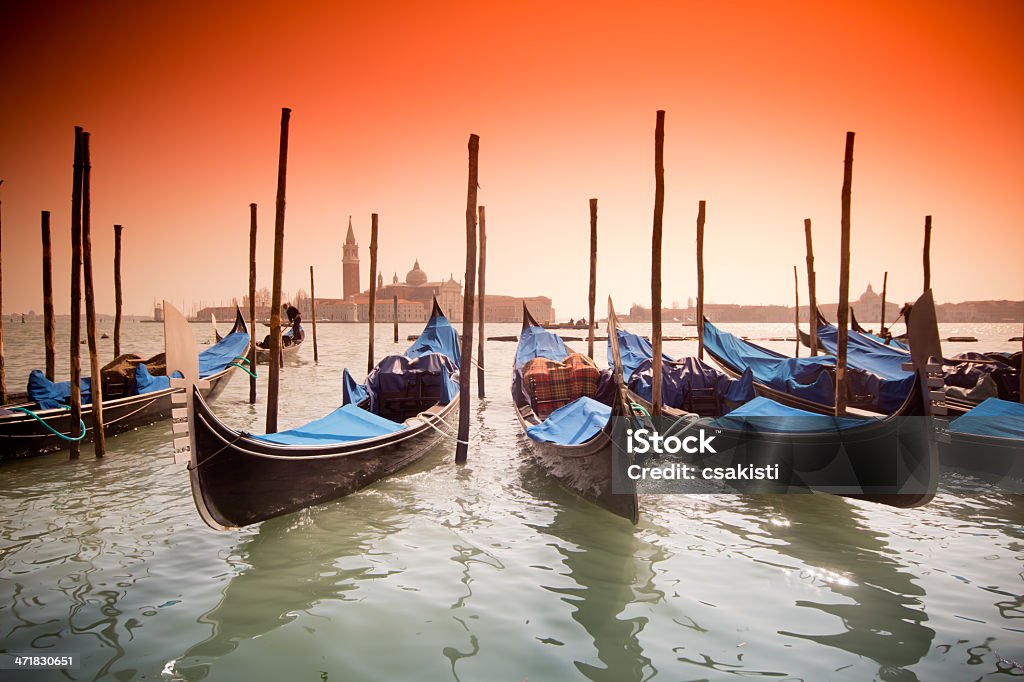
(522, 353), (601, 418)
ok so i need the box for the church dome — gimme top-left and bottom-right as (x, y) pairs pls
(859, 282), (880, 304)
(406, 259), (428, 286)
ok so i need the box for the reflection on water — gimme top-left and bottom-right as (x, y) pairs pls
(1, 322), (1022, 680)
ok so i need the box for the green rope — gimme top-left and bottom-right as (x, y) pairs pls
(630, 402), (652, 418)
(10, 405), (87, 442)
(229, 359), (258, 379)
(233, 356), (252, 366)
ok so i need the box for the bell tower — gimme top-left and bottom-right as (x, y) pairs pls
(342, 216), (360, 300)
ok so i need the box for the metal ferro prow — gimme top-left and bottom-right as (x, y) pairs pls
(163, 301), (208, 466)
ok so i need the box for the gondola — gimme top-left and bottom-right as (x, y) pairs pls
(511, 301), (638, 522)
(164, 299), (461, 530)
(253, 326), (304, 363)
(619, 292), (942, 508)
(0, 308), (248, 461)
(938, 397), (1024, 487)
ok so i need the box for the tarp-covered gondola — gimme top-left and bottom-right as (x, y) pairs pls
(512, 302), (638, 522)
(166, 299), (461, 530)
(0, 307), (249, 460)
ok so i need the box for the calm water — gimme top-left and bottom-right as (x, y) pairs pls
(1, 319), (1022, 681)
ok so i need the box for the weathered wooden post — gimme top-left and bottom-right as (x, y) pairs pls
(309, 265), (319, 362)
(1019, 323), (1023, 404)
(696, 200), (706, 361)
(392, 295), (399, 343)
(0, 180), (5, 404)
(922, 215), (932, 295)
(476, 205), (487, 399)
(69, 127), (84, 458)
(42, 211), (56, 380)
(587, 198), (598, 360)
(265, 108), (291, 434)
(367, 213), (378, 374)
(82, 133), (105, 456)
(248, 203), (257, 404)
(455, 134), (479, 464)
(793, 265), (800, 357)
(113, 224), (124, 357)
(835, 132), (855, 416)
(880, 271), (888, 337)
(651, 111), (665, 418)
(804, 218), (818, 356)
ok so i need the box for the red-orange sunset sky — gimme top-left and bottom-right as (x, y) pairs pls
(1, 1), (1021, 318)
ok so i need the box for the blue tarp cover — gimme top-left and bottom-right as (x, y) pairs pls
(703, 321), (836, 407)
(949, 397), (1024, 439)
(251, 403), (406, 445)
(341, 368), (369, 406)
(813, 324), (914, 413)
(27, 370), (92, 409)
(515, 325), (570, 369)
(407, 312), (461, 367)
(713, 396), (869, 433)
(610, 329), (673, 381)
(199, 331), (250, 377)
(526, 395), (611, 445)
(134, 364), (184, 394)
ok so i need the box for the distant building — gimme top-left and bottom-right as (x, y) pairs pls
(342, 217), (360, 301)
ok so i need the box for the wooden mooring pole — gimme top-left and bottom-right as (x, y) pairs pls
(696, 200), (706, 362)
(392, 296), (399, 343)
(248, 203), (257, 404)
(455, 134), (479, 464)
(367, 213), (378, 374)
(113, 224), (124, 358)
(922, 215), (932, 295)
(69, 127), (84, 458)
(793, 265), (800, 357)
(265, 108), (291, 434)
(835, 132), (855, 416)
(588, 198), (597, 360)
(804, 218), (818, 356)
(880, 271), (888, 337)
(82, 132), (105, 456)
(476, 205), (486, 399)
(309, 265), (319, 362)
(651, 110), (665, 418)
(42, 211), (56, 380)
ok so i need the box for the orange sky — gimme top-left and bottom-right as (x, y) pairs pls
(1, 0), (1021, 318)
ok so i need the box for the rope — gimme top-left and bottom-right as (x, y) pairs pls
(629, 402), (651, 418)
(10, 405), (87, 442)
(412, 409), (469, 446)
(229, 360), (258, 379)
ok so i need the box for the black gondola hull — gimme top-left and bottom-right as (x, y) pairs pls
(0, 367), (236, 461)
(188, 389), (460, 529)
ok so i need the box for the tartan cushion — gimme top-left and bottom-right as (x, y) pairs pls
(522, 353), (601, 418)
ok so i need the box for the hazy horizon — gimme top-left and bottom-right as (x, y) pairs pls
(2, 1), (1021, 319)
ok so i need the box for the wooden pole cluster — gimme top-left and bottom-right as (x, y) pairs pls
(82, 132), (106, 456)
(309, 265), (319, 362)
(113, 224), (124, 357)
(793, 265), (800, 357)
(804, 218), (818, 356)
(696, 200), (706, 361)
(835, 132), (855, 416)
(455, 134), (480, 465)
(651, 110), (665, 418)
(248, 203), (257, 404)
(0, 180), (5, 404)
(42, 211), (56, 380)
(392, 296), (399, 342)
(367, 214), (378, 374)
(476, 205), (487, 399)
(922, 215), (932, 295)
(587, 198), (597, 360)
(69, 127), (85, 458)
(880, 271), (888, 336)
(265, 108), (291, 434)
